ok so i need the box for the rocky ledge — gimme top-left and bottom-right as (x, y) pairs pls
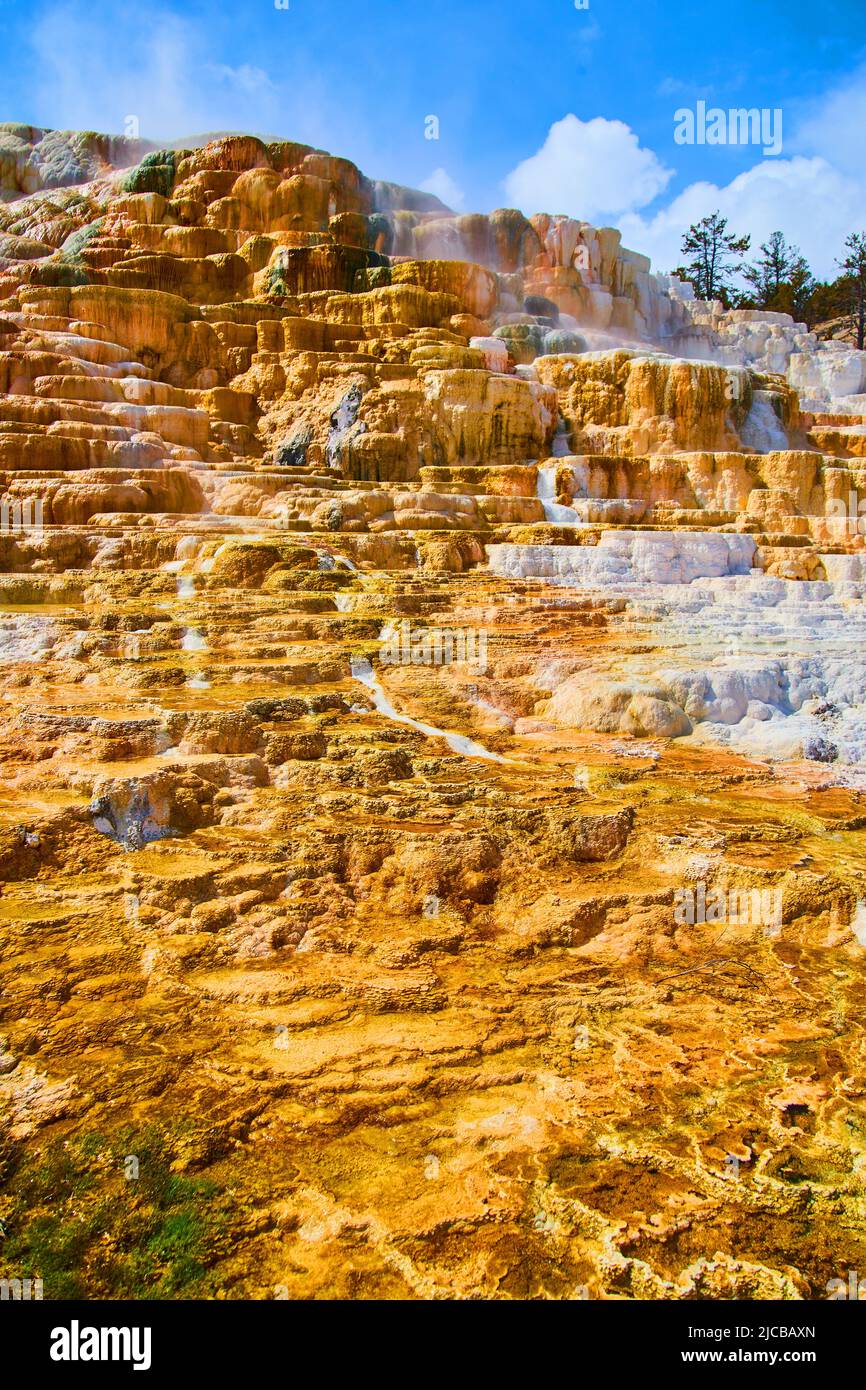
(0, 129), (864, 1301)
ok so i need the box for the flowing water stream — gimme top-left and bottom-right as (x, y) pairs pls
(350, 656), (507, 762)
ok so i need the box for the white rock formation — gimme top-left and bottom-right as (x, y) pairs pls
(487, 531), (756, 585)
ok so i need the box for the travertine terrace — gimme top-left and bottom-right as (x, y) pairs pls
(1, 126), (865, 1300)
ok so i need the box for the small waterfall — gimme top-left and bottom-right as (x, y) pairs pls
(741, 392), (789, 453)
(319, 551), (359, 574)
(536, 464), (584, 526)
(551, 416), (572, 458)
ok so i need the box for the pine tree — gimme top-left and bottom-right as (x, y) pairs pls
(672, 212), (750, 305)
(787, 255), (816, 323)
(742, 234), (816, 321)
(744, 231), (788, 304)
(743, 231), (806, 309)
(839, 233), (866, 349)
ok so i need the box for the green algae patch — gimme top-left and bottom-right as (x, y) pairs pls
(0, 1125), (233, 1299)
(123, 150), (178, 199)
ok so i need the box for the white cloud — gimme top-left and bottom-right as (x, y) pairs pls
(795, 63), (866, 179)
(501, 70), (866, 284)
(616, 67), (866, 281)
(619, 157), (866, 283)
(29, 3), (283, 143)
(502, 114), (673, 223)
(420, 167), (465, 211)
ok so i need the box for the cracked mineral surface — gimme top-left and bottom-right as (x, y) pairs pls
(0, 128), (864, 1300)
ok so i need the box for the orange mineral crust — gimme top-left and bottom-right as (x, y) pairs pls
(0, 131), (864, 1300)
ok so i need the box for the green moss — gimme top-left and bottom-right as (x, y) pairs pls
(355, 262), (391, 292)
(34, 216), (106, 288)
(34, 261), (89, 287)
(542, 329), (588, 355)
(0, 1126), (229, 1300)
(122, 150), (177, 199)
(59, 217), (104, 262)
(265, 260), (290, 298)
(493, 323), (545, 364)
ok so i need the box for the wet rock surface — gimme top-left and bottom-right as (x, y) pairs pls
(0, 132), (864, 1300)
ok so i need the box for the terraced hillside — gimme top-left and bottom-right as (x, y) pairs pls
(0, 128), (865, 1300)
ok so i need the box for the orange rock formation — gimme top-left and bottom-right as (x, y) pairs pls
(0, 130), (864, 1301)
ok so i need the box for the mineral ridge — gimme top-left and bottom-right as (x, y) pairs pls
(0, 127), (864, 1300)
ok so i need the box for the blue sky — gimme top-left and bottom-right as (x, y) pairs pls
(2, 0), (865, 276)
